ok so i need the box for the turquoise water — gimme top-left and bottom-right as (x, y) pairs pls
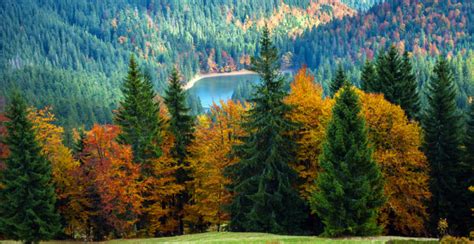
(188, 74), (260, 108)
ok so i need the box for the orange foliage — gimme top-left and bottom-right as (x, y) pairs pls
(284, 66), (333, 200)
(81, 125), (142, 237)
(186, 100), (247, 230)
(359, 92), (430, 236)
(28, 107), (89, 236)
(285, 67), (430, 235)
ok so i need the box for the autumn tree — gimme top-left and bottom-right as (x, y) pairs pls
(80, 125), (142, 240)
(285, 66), (332, 200)
(0, 93), (61, 243)
(163, 67), (195, 235)
(422, 57), (470, 235)
(311, 84), (385, 237)
(115, 55), (162, 170)
(28, 108), (89, 237)
(186, 100), (247, 231)
(360, 92), (430, 236)
(330, 64), (347, 97)
(225, 26), (307, 234)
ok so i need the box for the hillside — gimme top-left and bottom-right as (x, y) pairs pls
(0, 0), (364, 128)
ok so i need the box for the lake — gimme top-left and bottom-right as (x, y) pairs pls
(187, 74), (260, 108)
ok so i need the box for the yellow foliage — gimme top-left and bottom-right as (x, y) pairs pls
(186, 100), (247, 230)
(28, 107), (89, 236)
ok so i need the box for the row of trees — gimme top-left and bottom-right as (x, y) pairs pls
(0, 28), (472, 242)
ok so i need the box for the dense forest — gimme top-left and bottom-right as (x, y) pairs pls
(0, 0), (473, 242)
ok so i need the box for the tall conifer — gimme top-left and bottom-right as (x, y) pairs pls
(115, 55), (162, 169)
(311, 84), (385, 237)
(422, 57), (470, 235)
(164, 67), (195, 235)
(360, 60), (377, 93)
(0, 93), (61, 243)
(399, 51), (420, 120)
(225, 26), (307, 234)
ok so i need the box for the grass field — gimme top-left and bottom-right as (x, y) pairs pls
(0, 232), (439, 244)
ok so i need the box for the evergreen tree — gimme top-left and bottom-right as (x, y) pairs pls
(465, 101), (474, 230)
(360, 60), (377, 92)
(399, 51), (420, 120)
(330, 64), (347, 97)
(163, 67), (195, 235)
(225, 26), (307, 234)
(375, 46), (403, 104)
(0, 92), (61, 243)
(115, 55), (162, 170)
(422, 57), (470, 235)
(311, 83), (385, 237)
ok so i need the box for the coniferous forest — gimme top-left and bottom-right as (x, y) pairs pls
(0, 0), (473, 243)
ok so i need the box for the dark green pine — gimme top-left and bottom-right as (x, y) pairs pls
(163, 67), (195, 235)
(464, 101), (474, 230)
(114, 55), (162, 170)
(375, 46), (404, 104)
(311, 83), (385, 237)
(330, 64), (347, 97)
(398, 51), (420, 120)
(360, 60), (377, 93)
(422, 57), (470, 235)
(225, 26), (307, 234)
(0, 92), (61, 243)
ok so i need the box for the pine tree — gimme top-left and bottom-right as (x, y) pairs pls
(163, 67), (195, 235)
(311, 83), (385, 237)
(330, 64), (347, 97)
(422, 57), (470, 235)
(225, 26), (307, 234)
(398, 51), (420, 120)
(464, 101), (474, 232)
(0, 92), (61, 243)
(115, 55), (162, 172)
(360, 60), (377, 93)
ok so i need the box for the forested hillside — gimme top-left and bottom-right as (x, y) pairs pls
(0, 0), (363, 129)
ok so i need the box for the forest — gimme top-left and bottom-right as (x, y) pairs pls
(0, 0), (473, 243)
(0, 25), (473, 242)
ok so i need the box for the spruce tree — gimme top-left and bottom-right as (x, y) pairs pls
(422, 57), (470, 235)
(399, 51), (420, 120)
(360, 60), (377, 93)
(225, 26), (307, 234)
(115, 55), (162, 171)
(330, 64), (347, 97)
(311, 83), (385, 237)
(163, 67), (195, 235)
(375, 46), (403, 104)
(0, 93), (61, 243)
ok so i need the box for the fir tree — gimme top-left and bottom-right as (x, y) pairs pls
(311, 83), (385, 237)
(360, 60), (377, 93)
(163, 67), (195, 235)
(115, 55), (162, 170)
(422, 57), (470, 235)
(330, 64), (347, 97)
(0, 92), (61, 243)
(225, 26), (307, 234)
(399, 51), (420, 120)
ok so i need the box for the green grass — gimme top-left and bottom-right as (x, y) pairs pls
(0, 232), (439, 244)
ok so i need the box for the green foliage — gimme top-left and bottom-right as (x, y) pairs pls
(164, 67), (195, 235)
(225, 27), (307, 234)
(115, 56), (162, 168)
(360, 60), (377, 93)
(311, 83), (385, 237)
(422, 57), (471, 235)
(330, 65), (347, 97)
(399, 51), (421, 120)
(0, 92), (61, 243)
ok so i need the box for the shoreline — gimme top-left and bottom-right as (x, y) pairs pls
(184, 69), (257, 90)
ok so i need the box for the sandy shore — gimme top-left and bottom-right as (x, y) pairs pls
(184, 69), (257, 90)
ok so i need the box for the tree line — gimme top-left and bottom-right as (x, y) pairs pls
(0, 27), (472, 243)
